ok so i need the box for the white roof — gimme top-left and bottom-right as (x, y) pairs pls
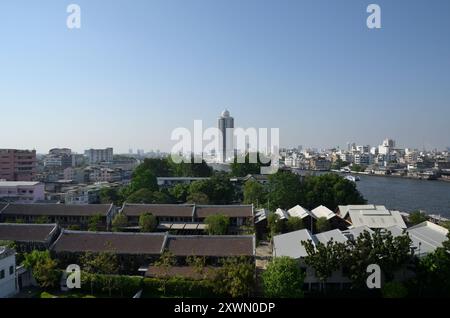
(315, 229), (348, 244)
(406, 221), (449, 256)
(341, 205), (407, 229)
(287, 205), (312, 219)
(342, 226), (374, 240)
(0, 181), (41, 187)
(273, 229), (348, 259)
(311, 205), (336, 220)
(275, 208), (289, 220)
(273, 229), (314, 259)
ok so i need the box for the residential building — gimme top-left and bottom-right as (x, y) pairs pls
(0, 149), (37, 181)
(0, 203), (117, 230)
(0, 247), (17, 298)
(64, 182), (116, 205)
(84, 148), (113, 165)
(309, 157), (331, 171)
(0, 181), (45, 203)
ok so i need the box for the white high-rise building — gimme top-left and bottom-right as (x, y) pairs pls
(218, 110), (234, 162)
(84, 148), (114, 164)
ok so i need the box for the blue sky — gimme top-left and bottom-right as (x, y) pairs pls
(1, 0), (449, 153)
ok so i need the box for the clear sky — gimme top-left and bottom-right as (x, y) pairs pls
(1, 0), (449, 153)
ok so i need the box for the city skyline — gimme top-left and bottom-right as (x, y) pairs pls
(1, 0), (450, 153)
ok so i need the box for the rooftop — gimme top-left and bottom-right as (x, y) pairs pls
(0, 203), (113, 216)
(0, 223), (58, 243)
(310, 205), (336, 220)
(166, 235), (255, 257)
(0, 181), (41, 187)
(51, 230), (166, 255)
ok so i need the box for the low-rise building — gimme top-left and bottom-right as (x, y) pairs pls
(337, 204), (407, 229)
(50, 230), (255, 274)
(0, 247), (17, 298)
(120, 204), (254, 234)
(0, 203), (117, 230)
(0, 181), (45, 203)
(273, 228), (350, 291)
(0, 223), (60, 253)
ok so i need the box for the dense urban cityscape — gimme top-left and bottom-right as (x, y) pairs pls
(1, 0), (450, 310)
(1, 109), (449, 300)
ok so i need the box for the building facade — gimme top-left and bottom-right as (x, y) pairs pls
(218, 110), (234, 162)
(0, 181), (45, 203)
(0, 149), (37, 181)
(0, 247), (17, 298)
(84, 148), (113, 165)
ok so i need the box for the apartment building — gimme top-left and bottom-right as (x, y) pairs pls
(0, 181), (45, 203)
(0, 149), (37, 181)
(84, 148), (113, 164)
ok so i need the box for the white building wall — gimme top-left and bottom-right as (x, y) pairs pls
(0, 250), (17, 298)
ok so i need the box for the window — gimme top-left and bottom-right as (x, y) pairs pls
(0, 269), (5, 279)
(9, 266), (14, 275)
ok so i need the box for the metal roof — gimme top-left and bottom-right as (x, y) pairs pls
(311, 205), (336, 220)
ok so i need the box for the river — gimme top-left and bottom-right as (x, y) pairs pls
(355, 175), (450, 217)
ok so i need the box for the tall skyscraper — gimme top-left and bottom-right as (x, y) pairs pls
(218, 110), (234, 162)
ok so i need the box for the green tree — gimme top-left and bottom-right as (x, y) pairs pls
(186, 192), (210, 204)
(408, 210), (428, 225)
(80, 251), (119, 275)
(331, 159), (349, 170)
(188, 174), (234, 204)
(111, 213), (128, 232)
(301, 173), (366, 210)
(23, 251), (60, 289)
(127, 188), (155, 203)
(169, 183), (190, 203)
(99, 187), (124, 205)
(139, 213), (158, 232)
(130, 169), (158, 193)
(382, 281), (408, 298)
(186, 255), (207, 280)
(267, 171), (303, 210)
(315, 217), (330, 233)
(267, 213), (284, 237)
(154, 251), (176, 295)
(243, 180), (267, 207)
(351, 164), (364, 172)
(230, 153), (271, 177)
(286, 217), (304, 232)
(262, 257), (304, 298)
(213, 256), (255, 297)
(204, 214), (230, 235)
(415, 233), (450, 296)
(88, 214), (103, 232)
(302, 239), (348, 292)
(345, 230), (412, 288)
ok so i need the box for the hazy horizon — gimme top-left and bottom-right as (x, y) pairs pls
(1, 0), (449, 153)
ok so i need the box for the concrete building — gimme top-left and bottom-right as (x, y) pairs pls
(218, 110), (234, 162)
(0, 247), (17, 298)
(84, 148), (113, 165)
(0, 181), (45, 203)
(0, 149), (37, 181)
